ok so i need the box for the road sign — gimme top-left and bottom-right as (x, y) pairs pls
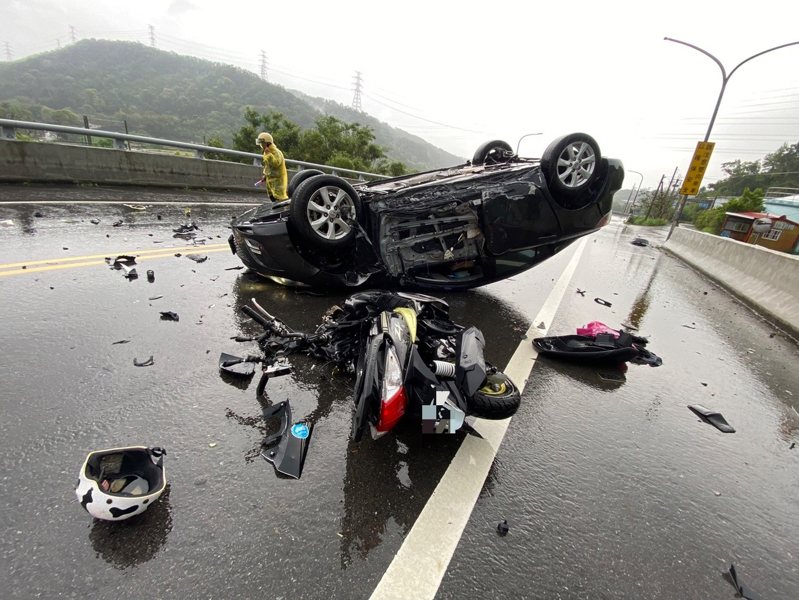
(679, 141), (715, 196)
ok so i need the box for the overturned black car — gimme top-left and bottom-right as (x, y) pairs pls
(229, 133), (624, 291)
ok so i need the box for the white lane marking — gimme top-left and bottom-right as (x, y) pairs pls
(370, 238), (588, 600)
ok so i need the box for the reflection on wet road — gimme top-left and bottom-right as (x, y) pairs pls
(1, 200), (797, 600)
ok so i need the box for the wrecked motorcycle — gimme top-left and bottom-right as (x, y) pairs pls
(231, 291), (521, 445)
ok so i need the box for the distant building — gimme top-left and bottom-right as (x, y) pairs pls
(721, 211), (799, 254)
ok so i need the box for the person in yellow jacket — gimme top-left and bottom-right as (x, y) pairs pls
(255, 132), (289, 201)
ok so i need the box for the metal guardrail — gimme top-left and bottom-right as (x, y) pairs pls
(0, 118), (389, 181)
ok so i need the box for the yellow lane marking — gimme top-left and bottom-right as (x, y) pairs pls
(0, 243), (229, 270)
(0, 247), (232, 277)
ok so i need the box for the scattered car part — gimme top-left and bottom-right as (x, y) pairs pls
(146, 270), (155, 282)
(186, 254), (208, 263)
(630, 237), (650, 247)
(533, 331), (661, 367)
(112, 219), (123, 227)
(576, 288), (586, 296)
(75, 446), (166, 521)
(594, 297), (612, 307)
(687, 405), (735, 433)
(112, 339), (131, 345)
(260, 401), (312, 479)
(133, 356), (154, 367)
(159, 311), (180, 322)
(173, 222), (199, 234)
(230, 133), (623, 291)
(218, 352), (261, 377)
(496, 519), (510, 536)
(107, 255), (137, 268)
(90, 218), (100, 225)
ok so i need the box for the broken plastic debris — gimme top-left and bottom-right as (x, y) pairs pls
(497, 520), (509, 536)
(687, 404), (735, 433)
(790, 442), (795, 450)
(90, 218), (100, 225)
(576, 288), (586, 296)
(225, 266), (245, 271)
(208, 442), (217, 448)
(219, 352), (261, 376)
(146, 270), (155, 282)
(107, 255), (137, 268)
(260, 401), (312, 479)
(148, 295), (163, 301)
(123, 204), (147, 211)
(133, 356), (154, 367)
(124, 268), (138, 280)
(112, 219), (123, 227)
(186, 254), (209, 263)
(159, 311), (180, 322)
(594, 297), (612, 307)
(173, 222), (200, 234)
(112, 339), (131, 345)
(630, 237), (650, 247)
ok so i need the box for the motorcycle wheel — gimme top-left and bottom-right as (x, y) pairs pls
(466, 372), (521, 420)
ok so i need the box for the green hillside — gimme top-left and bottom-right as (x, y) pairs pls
(0, 39), (462, 171)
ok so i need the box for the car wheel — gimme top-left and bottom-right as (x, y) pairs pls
(290, 174), (362, 250)
(472, 140), (513, 165)
(287, 169), (324, 199)
(541, 133), (601, 203)
(465, 371), (521, 420)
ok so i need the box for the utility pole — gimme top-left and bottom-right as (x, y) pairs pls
(148, 25), (156, 48)
(56, 38), (61, 49)
(69, 25), (76, 43)
(352, 71), (363, 112)
(3, 41), (11, 61)
(645, 175), (666, 219)
(260, 50), (268, 81)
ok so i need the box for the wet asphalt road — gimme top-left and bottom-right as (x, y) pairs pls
(1, 194), (797, 599)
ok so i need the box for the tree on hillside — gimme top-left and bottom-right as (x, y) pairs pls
(709, 143), (799, 196)
(694, 187), (765, 234)
(230, 108), (408, 175)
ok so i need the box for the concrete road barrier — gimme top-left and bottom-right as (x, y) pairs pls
(0, 139), (261, 191)
(664, 227), (799, 336)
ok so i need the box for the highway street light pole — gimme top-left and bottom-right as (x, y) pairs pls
(664, 37), (799, 241)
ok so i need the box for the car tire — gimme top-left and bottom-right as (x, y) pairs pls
(472, 140), (513, 165)
(287, 169), (324, 199)
(466, 371), (521, 420)
(290, 174), (362, 250)
(541, 133), (601, 205)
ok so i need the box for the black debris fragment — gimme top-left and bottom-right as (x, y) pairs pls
(62, 247), (69, 250)
(133, 356), (154, 367)
(260, 401), (312, 479)
(790, 442), (796, 449)
(174, 253), (182, 258)
(186, 254), (208, 263)
(160, 311), (180, 322)
(148, 295), (163, 301)
(687, 404), (735, 433)
(497, 520), (509, 536)
(34, 211), (44, 218)
(225, 266), (245, 271)
(90, 218), (100, 225)
(630, 237), (650, 247)
(146, 270), (155, 282)
(107, 255), (137, 268)
(173, 222), (200, 234)
(219, 352), (262, 376)
(112, 219), (123, 227)
(594, 297), (612, 307)
(112, 339), (131, 345)
(157, 214), (163, 220)
(576, 288), (586, 296)
(683, 323), (697, 329)
(723, 563), (761, 600)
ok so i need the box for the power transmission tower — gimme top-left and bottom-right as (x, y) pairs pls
(3, 41), (11, 61)
(352, 71), (363, 112)
(149, 25), (156, 48)
(69, 25), (76, 43)
(260, 50), (269, 81)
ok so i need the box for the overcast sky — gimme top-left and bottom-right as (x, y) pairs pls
(4, 0), (799, 191)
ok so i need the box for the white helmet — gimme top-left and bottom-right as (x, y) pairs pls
(256, 132), (274, 147)
(75, 446), (166, 521)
